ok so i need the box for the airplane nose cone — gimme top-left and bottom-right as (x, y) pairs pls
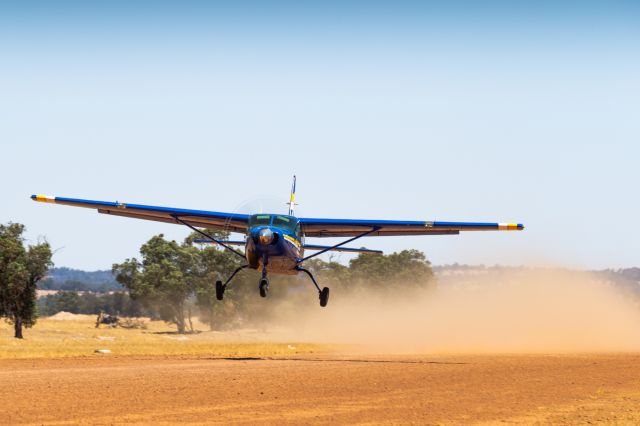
(258, 228), (274, 245)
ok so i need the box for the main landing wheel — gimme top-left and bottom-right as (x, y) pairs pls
(319, 287), (330, 307)
(215, 280), (225, 301)
(259, 278), (269, 298)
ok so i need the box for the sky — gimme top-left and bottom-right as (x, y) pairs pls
(1, 1), (639, 270)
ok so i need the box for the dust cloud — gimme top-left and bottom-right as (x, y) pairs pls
(265, 269), (640, 353)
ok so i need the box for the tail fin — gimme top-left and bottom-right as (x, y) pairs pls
(287, 175), (297, 215)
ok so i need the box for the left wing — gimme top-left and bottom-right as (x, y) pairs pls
(31, 195), (249, 233)
(299, 217), (524, 237)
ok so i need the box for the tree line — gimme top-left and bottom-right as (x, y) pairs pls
(1, 222), (436, 337)
(37, 291), (149, 318)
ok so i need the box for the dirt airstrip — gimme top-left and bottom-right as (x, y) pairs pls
(5, 270), (640, 424)
(2, 353), (640, 425)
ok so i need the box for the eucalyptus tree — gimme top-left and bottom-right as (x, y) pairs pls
(0, 223), (53, 338)
(113, 235), (195, 334)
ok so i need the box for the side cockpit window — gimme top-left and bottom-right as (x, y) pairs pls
(273, 215), (297, 233)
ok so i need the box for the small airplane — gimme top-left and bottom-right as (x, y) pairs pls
(32, 176), (523, 307)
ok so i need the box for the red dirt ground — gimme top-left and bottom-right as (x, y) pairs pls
(2, 354), (640, 425)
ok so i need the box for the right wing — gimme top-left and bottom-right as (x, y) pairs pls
(299, 217), (524, 237)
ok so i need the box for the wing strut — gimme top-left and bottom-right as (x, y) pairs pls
(172, 215), (246, 260)
(299, 227), (380, 263)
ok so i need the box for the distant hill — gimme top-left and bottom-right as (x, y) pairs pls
(39, 267), (121, 292)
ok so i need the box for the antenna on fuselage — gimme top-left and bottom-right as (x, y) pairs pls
(287, 175), (297, 216)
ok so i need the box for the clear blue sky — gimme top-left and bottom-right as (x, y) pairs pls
(1, 1), (639, 270)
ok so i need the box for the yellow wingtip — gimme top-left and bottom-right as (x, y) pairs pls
(32, 195), (56, 203)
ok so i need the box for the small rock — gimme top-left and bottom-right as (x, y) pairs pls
(95, 349), (111, 354)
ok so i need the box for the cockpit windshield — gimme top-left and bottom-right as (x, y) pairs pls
(248, 214), (299, 236)
(248, 214), (271, 227)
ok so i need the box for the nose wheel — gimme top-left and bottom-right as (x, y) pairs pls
(259, 278), (269, 297)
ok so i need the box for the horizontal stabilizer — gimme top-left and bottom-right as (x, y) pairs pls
(303, 244), (382, 254)
(193, 239), (381, 254)
(193, 239), (245, 246)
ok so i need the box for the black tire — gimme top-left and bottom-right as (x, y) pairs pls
(215, 280), (224, 301)
(319, 287), (330, 307)
(259, 278), (269, 298)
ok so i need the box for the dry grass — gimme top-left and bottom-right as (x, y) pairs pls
(0, 315), (326, 359)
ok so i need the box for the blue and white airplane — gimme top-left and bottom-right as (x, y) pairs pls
(32, 176), (523, 307)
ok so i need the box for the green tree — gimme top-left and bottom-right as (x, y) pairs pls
(0, 223), (53, 338)
(305, 257), (351, 290)
(348, 249), (435, 292)
(304, 249), (435, 296)
(112, 235), (196, 334)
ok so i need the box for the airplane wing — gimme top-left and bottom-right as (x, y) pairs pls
(31, 195), (523, 237)
(31, 195), (250, 233)
(298, 217), (524, 237)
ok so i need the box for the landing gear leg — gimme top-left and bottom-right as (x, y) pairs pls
(215, 264), (249, 301)
(296, 266), (330, 307)
(259, 255), (269, 298)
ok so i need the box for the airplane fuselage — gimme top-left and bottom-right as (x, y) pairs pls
(244, 214), (304, 275)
